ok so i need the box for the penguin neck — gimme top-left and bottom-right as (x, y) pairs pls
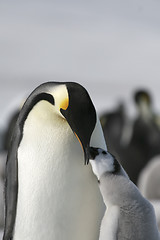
(138, 102), (152, 121)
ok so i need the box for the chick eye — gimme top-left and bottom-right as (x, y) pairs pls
(102, 150), (107, 155)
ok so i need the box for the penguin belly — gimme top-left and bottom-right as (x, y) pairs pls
(13, 111), (105, 240)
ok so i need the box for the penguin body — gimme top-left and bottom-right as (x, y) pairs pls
(100, 103), (125, 157)
(89, 148), (160, 240)
(0, 152), (6, 229)
(138, 155), (160, 200)
(3, 82), (106, 240)
(122, 89), (160, 184)
(138, 155), (160, 230)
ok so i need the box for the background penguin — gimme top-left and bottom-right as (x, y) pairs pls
(0, 99), (22, 231)
(3, 82), (107, 240)
(0, 152), (6, 230)
(138, 155), (160, 200)
(89, 147), (160, 240)
(130, 90), (160, 160)
(138, 155), (160, 230)
(0, 95), (25, 152)
(101, 89), (160, 184)
(121, 89), (160, 184)
(100, 103), (126, 157)
(3, 110), (20, 152)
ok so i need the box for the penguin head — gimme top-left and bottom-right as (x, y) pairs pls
(60, 82), (97, 164)
(18, 82), (97, 164)
(134, 89), (152, 107)
(134, 89), (153, 119)
(89, 147), (120, 180)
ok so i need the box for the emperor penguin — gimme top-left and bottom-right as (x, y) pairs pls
(3, 82), (107, 240)
(89, 148), (160, 240)
(117, 89), (160, 184)
(138, 155), (160, 230)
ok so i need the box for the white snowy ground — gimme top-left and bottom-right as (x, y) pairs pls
(0, 0), (160, 239)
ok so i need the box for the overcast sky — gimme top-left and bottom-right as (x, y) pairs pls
(1, 0), (160, 122)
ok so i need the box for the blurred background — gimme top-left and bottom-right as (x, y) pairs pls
(1, 0), (160, 237)
(1, 0), (160, 116)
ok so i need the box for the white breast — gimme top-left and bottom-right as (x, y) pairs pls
(13, 101), (105, 240)
(99, 206), (120, 240)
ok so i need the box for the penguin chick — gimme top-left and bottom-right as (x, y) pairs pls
(89, 148), (160, 240)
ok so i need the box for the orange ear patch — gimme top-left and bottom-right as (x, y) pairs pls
(60, 97), (69, 110)
(74, 132), (83, 151)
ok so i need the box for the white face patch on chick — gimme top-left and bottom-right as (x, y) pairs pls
(89, 148), (116, 180)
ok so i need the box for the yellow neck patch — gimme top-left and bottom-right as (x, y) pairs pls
(60, 97), (69, 110)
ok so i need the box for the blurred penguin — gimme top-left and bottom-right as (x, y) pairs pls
(0, 152), (7, 229)
(130, 90), (160, 160)
(0, 96), (24, 230)
(100, 103), (126, 157)
(138, 155), (160, 199)
(2, 110), (19, 151)
(118, 89), (160, 184)
(0, 94), (26, 153)
(138, 155), (160, 230)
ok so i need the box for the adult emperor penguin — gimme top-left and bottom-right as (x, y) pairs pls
(138, 155), (160, 230)
(89, 148), (160, 240)
(3, 82), (107, 240)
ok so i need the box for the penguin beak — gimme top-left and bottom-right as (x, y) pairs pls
(61, 104), (92, 164)
(89, 147), (99, 160)
(60, 83), (97, 165)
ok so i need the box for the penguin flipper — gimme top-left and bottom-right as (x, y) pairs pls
(3, 130), (19, 240)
